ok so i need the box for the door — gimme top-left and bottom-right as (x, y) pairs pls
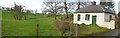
(92, 16), (97, 24)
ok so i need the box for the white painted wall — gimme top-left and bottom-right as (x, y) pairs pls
(73, 13), (115, 29)
(102, 13), (115, 29)
(104, 13), (115, 22)
(74, 13), (104, 25)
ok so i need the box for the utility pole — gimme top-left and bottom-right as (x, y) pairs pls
(75, 24), (80, 36)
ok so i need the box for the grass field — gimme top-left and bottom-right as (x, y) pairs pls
(2, 10), (111, 36)
(2, 10), (60, 36)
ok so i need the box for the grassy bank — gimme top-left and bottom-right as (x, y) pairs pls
(78, 24), (111, 36)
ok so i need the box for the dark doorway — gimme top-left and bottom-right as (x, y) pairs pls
(92, 16), (97, 24)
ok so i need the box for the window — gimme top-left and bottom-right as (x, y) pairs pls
(77, 14), (80, 21)
(110, 15), (112, 20)
(85, 14), (90, 21)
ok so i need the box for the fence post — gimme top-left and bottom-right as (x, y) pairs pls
(37, 24), (39, 38)
(75, 24), (78, 36)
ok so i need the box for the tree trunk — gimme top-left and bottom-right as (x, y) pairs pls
(64, 1), (68, 18)
(55, 12), (57, 20)
(77, 2), (80, 10)
(24, 15), (27, 20)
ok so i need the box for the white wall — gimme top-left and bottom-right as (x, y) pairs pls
(73, 13), (115, 29)
(104, 13), (115, 22)
(74, 13), (104, 25)
(103, 20), (115, 29)
(74, 13), (104, 24)
(102, 13), (115, 29)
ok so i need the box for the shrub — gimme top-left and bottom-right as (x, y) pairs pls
(53, 20), (70, 36)
(68, 14), (73, 20)
(47, 13), (55, 17)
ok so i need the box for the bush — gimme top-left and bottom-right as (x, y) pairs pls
(68, 14), (73, 20)
(47, 13), (55, 17)
(53, 20), (70, 36)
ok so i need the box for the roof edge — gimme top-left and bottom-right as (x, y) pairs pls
(74, 11), (116, 15)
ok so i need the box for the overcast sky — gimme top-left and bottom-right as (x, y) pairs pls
(0, 0), (120, 14)
(0, 0), (44, 13)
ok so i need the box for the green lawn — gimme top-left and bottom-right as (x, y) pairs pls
(2, 10), (60, 36)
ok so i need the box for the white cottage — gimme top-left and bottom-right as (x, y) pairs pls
(73, 2), (116, 29)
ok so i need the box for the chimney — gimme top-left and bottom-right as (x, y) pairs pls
(91, 2), (96, 5)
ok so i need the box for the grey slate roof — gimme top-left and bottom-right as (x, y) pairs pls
(75, 5), (115, 15)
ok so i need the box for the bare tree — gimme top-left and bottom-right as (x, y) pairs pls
(22, 9), (27, 20)
(100, 2), (114, 11)
(63, 0), (69, 18)
(43, 2), (63, 19)
(13, 3), (25, 20)
(35, 10), (37, 14)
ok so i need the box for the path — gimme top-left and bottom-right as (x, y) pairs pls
(98, 28), (120, 36)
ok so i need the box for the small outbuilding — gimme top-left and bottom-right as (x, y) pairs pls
(73, 2), (116, 29)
